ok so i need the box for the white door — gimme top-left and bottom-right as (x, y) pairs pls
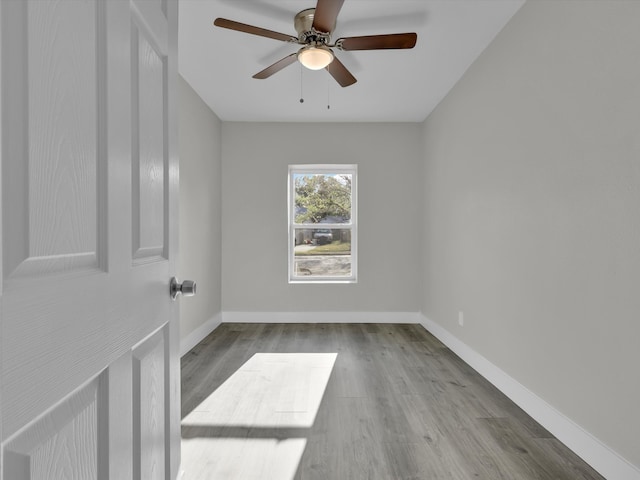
(0, 0), (181, 479)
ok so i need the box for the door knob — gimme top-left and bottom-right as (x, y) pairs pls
(170, 277), (196, 301)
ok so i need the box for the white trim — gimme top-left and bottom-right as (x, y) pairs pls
(180, 312), (222, 357)
(222, 311), (421, 324)
(420, 314), (640, 480)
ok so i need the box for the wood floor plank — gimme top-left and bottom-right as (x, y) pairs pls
(181, 324), (605, 480)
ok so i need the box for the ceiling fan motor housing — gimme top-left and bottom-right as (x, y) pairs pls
(295, 8), (333, 45)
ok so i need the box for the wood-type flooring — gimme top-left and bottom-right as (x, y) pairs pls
(181, 323), (605, 480)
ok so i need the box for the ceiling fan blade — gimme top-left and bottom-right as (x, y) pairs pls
(312, 0), (345, 34)
(214, 18), (298, 43)
(338, 33), (417, 51)
(253, 53), (298, 79)
(326, 57), (356, 87)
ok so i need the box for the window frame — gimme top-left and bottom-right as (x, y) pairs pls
(288, 164), (358, 284)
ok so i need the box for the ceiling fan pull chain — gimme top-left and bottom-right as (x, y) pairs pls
(327, 68), (331, 110)
(299, 64), (304, 103)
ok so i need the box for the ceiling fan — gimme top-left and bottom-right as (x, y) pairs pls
(213, 0), (417, 87)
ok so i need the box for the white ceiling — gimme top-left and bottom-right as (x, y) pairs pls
(178, 0), (525, 123)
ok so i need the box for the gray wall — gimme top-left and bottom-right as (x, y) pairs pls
(421, 0), (640, 467)
(178, 76), (222, 343)
(221, 122), (422, 313)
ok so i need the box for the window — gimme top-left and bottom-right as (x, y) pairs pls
(288, 164), (357, 283)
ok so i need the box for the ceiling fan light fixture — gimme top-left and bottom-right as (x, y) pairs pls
(298, 45), (334, 70)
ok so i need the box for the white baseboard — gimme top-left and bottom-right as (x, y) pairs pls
(180, 313), (222, 357)
(221, 311), (421, 324)
(420, 315), (640, 480)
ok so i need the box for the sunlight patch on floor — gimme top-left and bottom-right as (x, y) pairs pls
(182, 353), (337, 428)
(181, 353), (337, 480)
(181, 437), (307, 480)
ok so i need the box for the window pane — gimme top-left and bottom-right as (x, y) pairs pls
(293, 228), (352, 278)
(293, 173), (352, 225)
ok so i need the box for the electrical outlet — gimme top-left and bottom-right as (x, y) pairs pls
(458, 311), (464, 327)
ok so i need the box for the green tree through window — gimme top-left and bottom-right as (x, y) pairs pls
(294, 174), (352, 224)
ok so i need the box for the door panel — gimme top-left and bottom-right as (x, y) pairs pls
(132, 18), (167, 264)
(133, 327), (167, 480)
(2, 0), (107, 278)
(26, 0), (101, 268)
(3, 374), (106, 480)
(0, 0), (179, 479)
